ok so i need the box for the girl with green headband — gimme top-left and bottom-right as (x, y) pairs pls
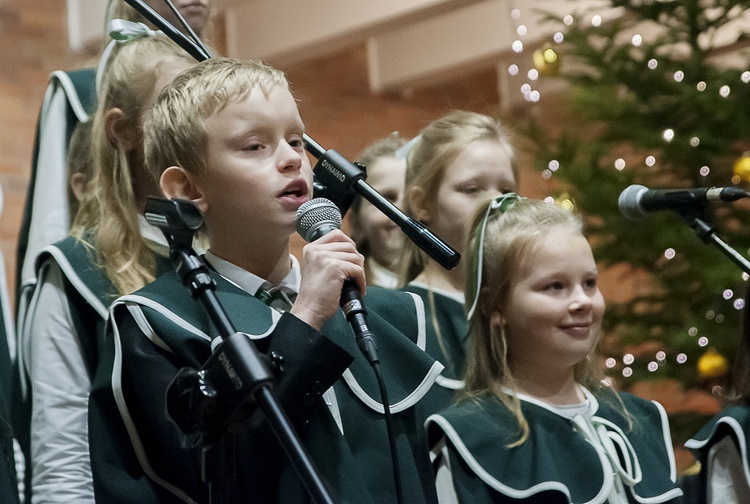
(426, 195), (683, 503)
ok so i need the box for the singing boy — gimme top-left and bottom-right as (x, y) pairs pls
(88, 57), (443, 503)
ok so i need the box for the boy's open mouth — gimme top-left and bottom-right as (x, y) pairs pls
(278, 179), (309, 199)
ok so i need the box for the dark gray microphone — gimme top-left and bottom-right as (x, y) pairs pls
(295, 197), (342, 241)
(618, 184), (748, 220)
(295, 198), (379, 364)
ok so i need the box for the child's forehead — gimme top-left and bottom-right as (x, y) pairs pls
(203, 85), (302, 134)
(206, 84), (288, 112)
(515, 226), (590, 272)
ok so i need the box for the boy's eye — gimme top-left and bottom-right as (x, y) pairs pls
(244, 143), (263, 151)
(584, 278), (598, 289)
(460, 185), (480, 195)
(545, 282), (564, 291)
(288, 133), (306, 150)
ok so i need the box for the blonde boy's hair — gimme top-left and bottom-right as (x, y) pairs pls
(462, 198), (607, 445)
(400, 110), (520, 285)
(144, 57), (289, 180)
(73, 35), (195, 296)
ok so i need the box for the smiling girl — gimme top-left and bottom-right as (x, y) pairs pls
(426, 195), (684, 504)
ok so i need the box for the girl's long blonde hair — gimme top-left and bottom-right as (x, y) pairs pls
(72, 35), (194, 296)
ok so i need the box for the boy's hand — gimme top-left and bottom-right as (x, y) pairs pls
(291, 230), (366, 330)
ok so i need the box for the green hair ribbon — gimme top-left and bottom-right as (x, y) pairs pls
(96, 19), (163, 94)
(466, 192), (524, 320)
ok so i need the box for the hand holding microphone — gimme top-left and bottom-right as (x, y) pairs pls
(291, 199), (365, 332)
(618, 184), (749, 220)
(296, 198), (379, 364)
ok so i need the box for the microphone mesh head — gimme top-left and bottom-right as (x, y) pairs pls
(295, 198), (342, 241)
(618, 184), (648, 220)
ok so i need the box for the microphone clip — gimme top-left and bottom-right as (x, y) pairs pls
(311, 148), (366, 216)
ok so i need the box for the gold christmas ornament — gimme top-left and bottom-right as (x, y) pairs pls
(733, 152), (750, 183)
(533, 44), (561, 76)
(551, 192), (576, 212)
(697, 347), (729, 379)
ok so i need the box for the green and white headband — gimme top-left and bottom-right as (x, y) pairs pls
(466, 192), (524, 320)
(96, 19), (162, 94)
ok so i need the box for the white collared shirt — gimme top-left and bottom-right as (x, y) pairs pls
(203, 250), (301, 298)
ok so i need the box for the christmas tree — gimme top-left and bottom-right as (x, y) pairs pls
(522, 0), (750, 396)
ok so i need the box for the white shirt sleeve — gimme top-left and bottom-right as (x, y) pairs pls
(706, 435), (750, 504)
(432, 438), (459, 504)
(25, 262), (94, 503)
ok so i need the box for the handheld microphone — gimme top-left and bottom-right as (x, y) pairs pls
(618, 184), (748, 220)
(296, 198), (379, 364)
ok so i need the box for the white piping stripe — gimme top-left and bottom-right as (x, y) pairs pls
(39, 244), (108, 318)
(403, 291), (427, 350)
(114, 295), (211, 342)
(427, 414), (599, 502)
(126, 304), (173, 354)
(342, 361), (444, 414)
(112, 294), (281, 348)
(110, 304), (197, 503)
(322, 387), (344, 435)
(50, 70), (90, 123)
(629, 486), (684, 503)
(652, 401), (678, 482)
(435, 376), (465, 390)
(685, 414), (750, 487)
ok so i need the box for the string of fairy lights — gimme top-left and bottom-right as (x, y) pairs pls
(502, 2), (750, 385)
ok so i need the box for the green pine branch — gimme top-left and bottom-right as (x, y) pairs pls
(523, 0), (750, 386)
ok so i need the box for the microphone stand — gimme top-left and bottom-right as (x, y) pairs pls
(122, 0), (460, 272)
(685, 214), (750, 274)
(123, 0), (210, 60)
(144, 197), (335, 504)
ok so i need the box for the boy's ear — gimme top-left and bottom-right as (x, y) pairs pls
(160, 166), (208, 213)
(408, 186), (431, 223)
(104, 108), (137, 150)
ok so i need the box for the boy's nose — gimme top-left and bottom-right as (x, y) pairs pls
(277, 143), (303, 172)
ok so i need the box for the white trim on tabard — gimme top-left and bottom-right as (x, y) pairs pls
(109, 303), (198, 504)
(686, 414), (750, 489)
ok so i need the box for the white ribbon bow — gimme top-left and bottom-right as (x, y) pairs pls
(572, 414), (643, 504)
